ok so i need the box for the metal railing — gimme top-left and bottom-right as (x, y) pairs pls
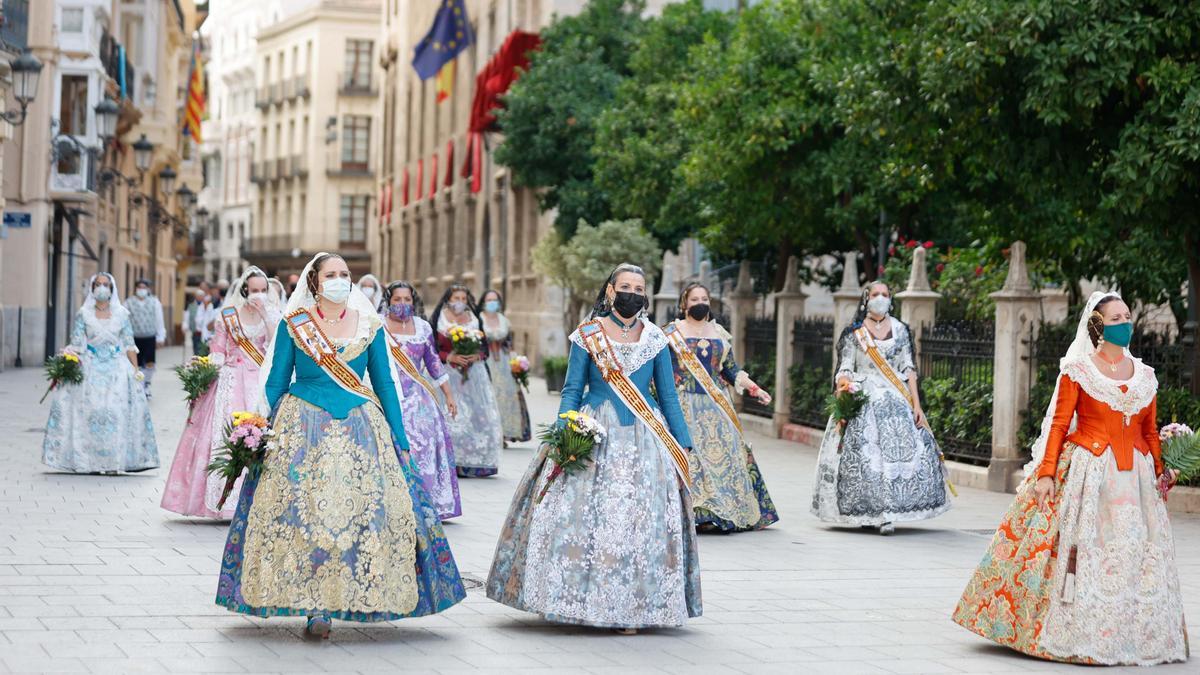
(338, 72), (375, 96)
(291, 154), (307, 177)
(740, 317), (777, 418)
(276, 157), (289, 181)
(788, 316), (835, 428)
(293, 74), (311, 99)
(919, 319), (996, 465)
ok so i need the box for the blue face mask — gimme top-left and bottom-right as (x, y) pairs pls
(484, 300), (501, 313)
(1102, 322), (1133, 348)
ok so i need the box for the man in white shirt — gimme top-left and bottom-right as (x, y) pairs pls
(183, 289), (215, 357)
(126, 279), (166, 396)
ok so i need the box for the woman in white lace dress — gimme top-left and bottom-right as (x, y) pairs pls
(954, 292), (1187, 665)
(479, 289), (532, 442)
(810, 281), (950, 534)
(487, 263), (700, 633)
(42, 273), (159, 474)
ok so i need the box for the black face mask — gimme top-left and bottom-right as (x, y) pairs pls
(687, 303), (710, 321)
(611, 291), (645, 318)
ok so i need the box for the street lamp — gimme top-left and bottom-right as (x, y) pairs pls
(94, 97), (119, 142)
(2, 50), (43, 125)
(176, 183), (195, 211)
(158, 166), (176, 197)
(132, 134), (154, 173)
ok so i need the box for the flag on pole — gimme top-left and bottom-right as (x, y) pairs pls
(413, 0), (475, 107)
(436, 61), (455, 103)
(182, 39), (206, 143)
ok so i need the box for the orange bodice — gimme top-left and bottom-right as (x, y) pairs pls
(1036, 373), (1162, 479)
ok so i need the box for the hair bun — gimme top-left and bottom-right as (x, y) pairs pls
(1087, 310), (1105, 347)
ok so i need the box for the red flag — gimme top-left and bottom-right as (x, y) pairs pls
(415, 160), (424, 202)
(383, 183), (393, 224)
(471, 132), (482, 194)
(445, 140), (455, 186)
(430, 152), (438, 198)
(401, 167), (410, 206)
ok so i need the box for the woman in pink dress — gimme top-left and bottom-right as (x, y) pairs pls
(161, 267), (280, 518)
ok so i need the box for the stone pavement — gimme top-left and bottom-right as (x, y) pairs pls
(1, 346), (1197, 674)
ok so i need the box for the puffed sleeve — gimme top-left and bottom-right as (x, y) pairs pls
(835, 331), (857, 383)
(207, 320), (230, 367)
(1142, 395), (1164, 476)
(264, 319), (295, 413)
(120, 315), (138, 354)
(69, 311), (87, 352)
(422, 328), (448, 385)
(368, 328), (410, 450)
(557, 343), (590, 418)
(1037, 374), (1080, 479)
(895, 323), (917, 379)
(654, 348), (694, 448)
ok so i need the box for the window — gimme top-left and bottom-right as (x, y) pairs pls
(344, 40), (373, 89)
(339, 195), (369, 244)
(59, 75), (89, 136)
(341, 115), (370, 172)
(62, 8), (84, 33)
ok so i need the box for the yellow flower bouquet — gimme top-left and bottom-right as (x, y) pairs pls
(447, 325), (484, 380)
(40, 351), (84, 404)
(536, 410), (606, 503)
(174, 355), (219, 421)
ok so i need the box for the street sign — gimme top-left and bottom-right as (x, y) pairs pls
(3, 211), (32, 228)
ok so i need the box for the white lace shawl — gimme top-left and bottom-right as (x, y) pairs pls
(569, 317), (668, 374)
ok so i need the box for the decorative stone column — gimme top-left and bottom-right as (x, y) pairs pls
(895, 247), (941, 365)
(725, 261), (756, 369)
(654, 249), (680, 325)
(832, 252), (863, 369)
(988, 241), (1042, 492)
(773, 256), (807, 433)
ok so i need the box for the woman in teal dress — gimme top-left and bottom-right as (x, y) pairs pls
(215, 253), (465, 638)
(665, 283), (778, 532)
(487, 263), (701, 633)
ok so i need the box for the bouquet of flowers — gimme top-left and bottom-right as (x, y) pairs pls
(536, 410), (606, 503)
(447, 325), (484, 380)
(40, 351), (84, 404)
(1159, 422), (1200, 499)
(826, 382), (868, 453)
(175, 355), (219, 421)
(510, 354), (531, 391)
(207, 411), (274, 510)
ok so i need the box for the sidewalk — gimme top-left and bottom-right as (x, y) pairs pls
(0, 346), (1196, 674)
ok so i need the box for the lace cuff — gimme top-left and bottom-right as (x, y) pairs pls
(431, 373), (449, 387)
(734, 370), (753, 395)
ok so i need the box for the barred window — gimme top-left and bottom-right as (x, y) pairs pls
(341, 115), (370, 172)
(339, 195), (369, 244)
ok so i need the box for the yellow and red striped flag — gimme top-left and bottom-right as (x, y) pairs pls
(436, 61), (455, 103)
(182, 40), (206, 143)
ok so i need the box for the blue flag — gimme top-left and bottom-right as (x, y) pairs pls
(412, 0), (475, 80)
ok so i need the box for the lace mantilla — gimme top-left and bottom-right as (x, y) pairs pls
(1062, 356), (1157, 420)
(569, 318), (667, 374)
(482, 314), (510, 342)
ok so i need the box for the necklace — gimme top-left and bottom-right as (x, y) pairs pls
(315, 303), (347, 324)
(1096, 350), (1125, 374)
(610, 314), (638, 339)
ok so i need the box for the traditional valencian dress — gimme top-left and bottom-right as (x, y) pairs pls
(43, 275), (159, 474)
(953, 293), (1187, 665)
(810, 317), (950, 526)
(482, 312), (532, 442)
(215, 295), (465, 622)
(162, 275), (278, 518)
(385, 317), (461, 520)
(663, 320), (778, 532)
(487, 317), (702, 628)
(436, 313), (504, 477)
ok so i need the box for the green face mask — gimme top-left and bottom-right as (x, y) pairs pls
(1102, 322), (1133, 347)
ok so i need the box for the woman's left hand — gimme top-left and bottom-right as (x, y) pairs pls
(755, 389), (772, 405)
(913, 407), (928, 429)
(446, 398), (458, 419)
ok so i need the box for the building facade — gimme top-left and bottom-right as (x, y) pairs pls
(0, 0), (199, 368)
(241, 0), (380, 279)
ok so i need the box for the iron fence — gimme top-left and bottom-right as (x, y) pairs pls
(788, 316), (835, 427)
(919, 320), (996, 465)
(740, 317), (777, 418)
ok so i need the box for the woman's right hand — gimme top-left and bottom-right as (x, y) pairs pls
(836, 378), (851, 393)
(1034, 476), (1055, 512)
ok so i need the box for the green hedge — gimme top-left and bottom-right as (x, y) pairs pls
(922, 377), (994, 460)
(788, 362), (833, 426)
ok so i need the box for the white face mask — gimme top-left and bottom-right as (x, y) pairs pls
(135, 288), (149, 299)
(361, 286), (376, 300)
(867, 295), (891, 316)
(321, 277), (352, 303)
(94, 286), (112, 302)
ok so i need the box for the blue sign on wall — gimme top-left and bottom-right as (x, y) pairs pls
(3, 212), (32, 228)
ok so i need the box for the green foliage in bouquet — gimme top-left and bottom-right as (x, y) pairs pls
(40, 352), (84, 404)
(1163, 431), (1200, 484)
(826, 388), (868, 424)
(175, 355), (219, 404)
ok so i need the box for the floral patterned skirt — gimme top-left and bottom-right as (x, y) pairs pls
(215, 396), (465, 621)
(440, 361), (504, 477)
(486, 401), (702, 628)
(489, 348), (532, 442)
(953, 444), (1187, 665)
(679, 391), (778, 532)
(399, 374), (461, 520)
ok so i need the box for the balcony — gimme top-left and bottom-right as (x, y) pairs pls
(270, 82), (284, 107)
(276, 157), (289, 181)
(264, 160), (278, 182)
(100, 31), (136, 101)
(283, 78), (295, 101)
(290, 154), (308, 178)
(293, 74), (311, 99)
(250, 161), (265, 184)
(0, 0), (30, 51)
(338, 72), (376, 97)
(255, 86), (271, 109)
(326, 162), (373, 179)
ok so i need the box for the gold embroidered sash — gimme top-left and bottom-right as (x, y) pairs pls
(664, 322), (743, 437)
(578, 320), (691, 489)
(286, 308), (381, 408)
(387, 330), (442, 404)
(221, 307), (265, 366)
(853, 326), (913, 407)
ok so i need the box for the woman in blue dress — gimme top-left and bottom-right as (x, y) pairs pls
(215, 253), (465, 638)
(487, 263), (701, 633)
(665, 283), (778, 532)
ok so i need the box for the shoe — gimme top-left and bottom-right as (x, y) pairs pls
(614, 628), (638, 635)
(878, 522), (895, 536)
(305, 614), (331, 639)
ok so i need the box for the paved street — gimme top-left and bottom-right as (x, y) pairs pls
(0, 346), (1196, 674)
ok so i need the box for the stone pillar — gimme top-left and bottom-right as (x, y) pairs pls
(895, 247), (941, 365)
(988, 241), (1042, 492)
(773, 256), (807, 433)
(654, 249), (680, 325)
(725, 261), (756, 368)
(832, 252), (863, 369)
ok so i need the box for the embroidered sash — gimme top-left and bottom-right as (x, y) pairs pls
(387, 330), (442, 404)
(578, 320), (691, 488)
(286, 308), (381, 408)
(853, 326), (913, 407)
(664, 322), (743, 437)
(221, 307), (265, 366)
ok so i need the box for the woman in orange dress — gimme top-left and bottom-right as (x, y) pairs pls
(953, 291), (1187, 665)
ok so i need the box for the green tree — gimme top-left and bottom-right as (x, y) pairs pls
(532, 219), (663, 337)
(494, 0), (646, 238)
